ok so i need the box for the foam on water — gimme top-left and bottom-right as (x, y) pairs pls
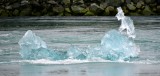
(1, 58), (160, 65)
(5, 59), (159, 65)
(18, 7), (140, 63)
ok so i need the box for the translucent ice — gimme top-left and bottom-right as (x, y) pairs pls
(99, 7), (140, 60)
(19, 30), (47, 49)
(19, 7), (140, 61)
(101, 30), (139, 61)
(116, 7), (135, 38)
(18, 30), (68, 60)
(67, 46), (86, 60)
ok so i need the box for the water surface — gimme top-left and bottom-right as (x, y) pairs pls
(0, 16), (160, 76)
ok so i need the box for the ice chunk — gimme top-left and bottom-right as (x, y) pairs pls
(101, 30), (140, 61)
(18, 30), (48, 59)
(67, 46), (86, 60)
(116, 7), (135, 38)
(18, 30), (69, 60)
(99, 7), (140, 61)
(19, 30), (47, 49)
(18, 7), (140, 61)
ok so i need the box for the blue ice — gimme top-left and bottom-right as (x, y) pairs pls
(99, 7), (140, 60)
(18, 30), (49, 59)
(100, 30), (139, 61)
(18, 30), (68, 60)
(67, 46), (86, 59)
(18, 7), (140, 61)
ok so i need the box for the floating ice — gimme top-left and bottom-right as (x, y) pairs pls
(18, 30), (68, 60)
(19, 30), (49, 59)
(19, 30), (47, 50)
(116, 7), (135, 38)
(18, 7), (140, 61)
(99, 7), (140, 60)
(101, 30), (139, 61)
(67, 46), (86, 60)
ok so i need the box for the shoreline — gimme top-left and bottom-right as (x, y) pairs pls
(0, 0), (160, 16)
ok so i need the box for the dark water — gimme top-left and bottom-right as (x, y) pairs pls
(0, 16), (160, 76)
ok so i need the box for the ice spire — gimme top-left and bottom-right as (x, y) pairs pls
(100, 7), (140, 60)
(116, 7), (136, 38)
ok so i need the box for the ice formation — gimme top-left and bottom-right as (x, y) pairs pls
(116, 7), (135, 38)
(101, 30), (139, 60)
(18, 30), (69, 60)
(18, 30), (50, 59)
(99, 7), (140, 60)
(67, 46), (86, 59)
(19, 7), (140, 61)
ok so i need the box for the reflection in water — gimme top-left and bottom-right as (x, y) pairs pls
(20, 63), (136, 76)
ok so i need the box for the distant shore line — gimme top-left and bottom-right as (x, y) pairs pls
(0, 0), (160, 16)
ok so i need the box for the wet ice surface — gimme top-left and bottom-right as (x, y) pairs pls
(0, 16), (160, 76)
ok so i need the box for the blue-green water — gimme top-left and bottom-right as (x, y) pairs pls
(0, 16), (160, 76)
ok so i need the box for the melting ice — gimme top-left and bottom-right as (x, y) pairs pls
(116, 7), (135, 38)
(100, 7), (140, 60)
(18, 30), (48, 59)
(100, 30), (139, 61)
(18, 7), (140, 61)
(18, 30), (68, 60)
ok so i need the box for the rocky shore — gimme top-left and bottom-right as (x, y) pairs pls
(0, 0), (160, 16)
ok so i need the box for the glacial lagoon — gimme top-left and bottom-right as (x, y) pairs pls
(0, 15), (160, 76)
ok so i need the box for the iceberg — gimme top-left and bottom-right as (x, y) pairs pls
(18, 30), (48, 59)
(18, 7), (140, 61)
(100, 7), (140, 60)
(101, 30), (139, 61)
(18, 30), (68, 60)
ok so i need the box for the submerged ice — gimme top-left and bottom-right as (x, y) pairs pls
(19, 7), (140, 61)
